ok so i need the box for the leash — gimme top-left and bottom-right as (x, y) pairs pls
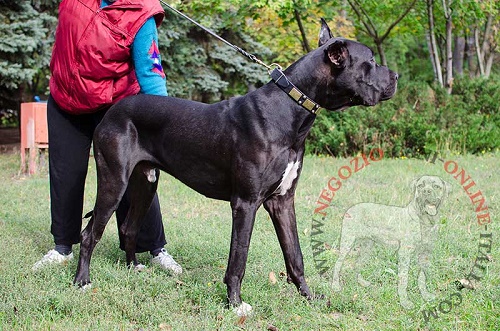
(159, 0), (322, 114)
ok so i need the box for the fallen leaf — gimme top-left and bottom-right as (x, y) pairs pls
(269, 271), (277, 285)
(331, 312), (343, 320)
(356, 314), (369, 321)
(457, 279), (476, 290)
(236, 316), (247, 328)
(159, 323), (172, 331)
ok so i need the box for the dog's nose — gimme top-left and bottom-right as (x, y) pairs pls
(394, 73), (399, 80)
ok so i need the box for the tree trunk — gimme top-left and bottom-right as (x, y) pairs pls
(452, 35), (465, 76)
(444, 6), (453, 93)
(479, 13), (493, 65)
(427, 0), (443, 86)
(376, 42), (387, 67)
(466, 35), (476, 77)
(474, 28), (485, 76)
(427, 33), (438, 81)
(485, 53), (494, 78)
(346, 0), (416, 67)
(294, 8), (310, 53)
(475, 13), (494, 78)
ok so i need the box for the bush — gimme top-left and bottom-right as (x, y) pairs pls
(0, 109), (18, 127)
(306, 75), (500, 157)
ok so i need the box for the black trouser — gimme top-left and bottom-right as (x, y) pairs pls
(47, 95), (166, 253)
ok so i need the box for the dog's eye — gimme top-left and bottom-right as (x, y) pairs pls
(433, 184), (442, 190)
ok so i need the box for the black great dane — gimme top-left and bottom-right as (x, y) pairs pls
(74, 20), (398, 315)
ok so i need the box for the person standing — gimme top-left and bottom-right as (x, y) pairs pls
(33, 0), (182, 275)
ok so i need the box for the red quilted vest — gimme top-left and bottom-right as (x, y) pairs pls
(49, 0), (164, 114)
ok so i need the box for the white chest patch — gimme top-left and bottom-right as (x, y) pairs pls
(275, 161), (301, 195)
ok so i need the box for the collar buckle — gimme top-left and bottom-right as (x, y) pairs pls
(270, 68), (322, 114)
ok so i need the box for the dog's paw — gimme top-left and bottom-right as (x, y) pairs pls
(233, 302), (253, 316)
(134, 263), (147, 272)
(400, 299), (415, 310)
(78, 283), (92, 292)
(421, 292), (436, 301)
(332, 280), (342, 292)
(357, 274), (372, 287)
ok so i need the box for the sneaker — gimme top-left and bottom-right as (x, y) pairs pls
(32, 249), (73, 271)
(151, 248), (182, 275)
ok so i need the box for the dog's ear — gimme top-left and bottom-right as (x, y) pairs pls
(441, 178), (452, 198)
(325, 40), (348, 68)
(318, 18), (333, 47)
(410, 177), (419, 193)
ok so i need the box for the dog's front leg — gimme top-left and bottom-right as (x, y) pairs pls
(417, 251), (436, 301)
(224, 198), (258, 315)
(397, 246), (415, 310)
(263, 194), (311, 300)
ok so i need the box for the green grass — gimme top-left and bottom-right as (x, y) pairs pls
(0, 151), (498, 330)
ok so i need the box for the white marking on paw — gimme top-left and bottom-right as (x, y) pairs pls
(80, 283), (92, 292)
(275, 161), (301, 195)
(234, 301), (253, 316)
(144, 169), (157, 183)
(134, 263), (147, 272)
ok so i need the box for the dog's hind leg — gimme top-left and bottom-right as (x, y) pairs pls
(418, 268), (436, 301)
(119, 164), (160, 268)
(355, 239), (374, 287)
(74, 143), (131, 287)
(74, 176), (127, 287)
(263, 194), (312, 300)
(332, 227), (356, 292)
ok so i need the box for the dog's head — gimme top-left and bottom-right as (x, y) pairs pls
(411, 175), (450, 217)
(316, 19), (398, 111)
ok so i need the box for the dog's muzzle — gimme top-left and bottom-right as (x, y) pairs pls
(380, 72), (399, 101)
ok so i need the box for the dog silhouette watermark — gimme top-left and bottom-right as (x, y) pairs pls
(331, 175), (449, 310)
(311, 150), (493, 322)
